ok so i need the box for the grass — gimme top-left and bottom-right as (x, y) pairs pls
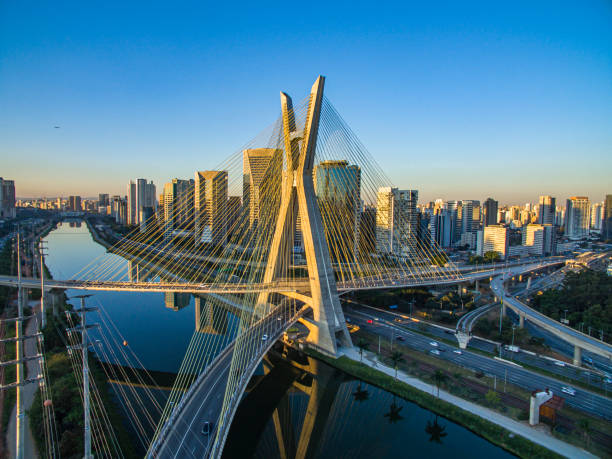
(307, 348), (564, 459)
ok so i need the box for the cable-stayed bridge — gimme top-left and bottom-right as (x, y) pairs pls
(0, 76), (569, 458)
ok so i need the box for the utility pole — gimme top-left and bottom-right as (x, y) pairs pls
(39, 238), (48, 329)
(67, 295), (97, 459)
(16, 230), (25, 459)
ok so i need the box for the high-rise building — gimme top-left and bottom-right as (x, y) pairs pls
(590, 202), (603, 231)
(194, 171), (228, 245)
(98, 193), (109, 208)
(483, 197), (498, 227)
(127, 179), (156, 225)
(459, 200), (477, 236)
(603, 195), (612, 241)
(313, 160), (361, 263)
(226, 196), (242, 241)
(162, 179), (194, 239)
(242, 148), (282, 231)
(522, 224), (555, 256)
(471, 200), (481, 232)
(68, 195), (82, 212)
(359, 205), (377, 255)
(481, 224), (509, 259)
(565, 196), (590, 239)
(0, 178), (16, 219)
(538, 195), (556, 225)
(430, 208), (454, 248)
(376, 187), (419, 257)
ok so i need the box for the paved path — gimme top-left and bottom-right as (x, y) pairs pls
(6, 301), (40, 459)
(340, 346), (596, 459)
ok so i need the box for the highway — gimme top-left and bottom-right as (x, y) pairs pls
(344, 308), (612, 420)
(151, 304), (304, 458)
(490, 273), (612, 362)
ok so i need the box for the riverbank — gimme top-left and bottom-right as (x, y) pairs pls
(84, 218), (114, 250)
(307, 347), (596, 459)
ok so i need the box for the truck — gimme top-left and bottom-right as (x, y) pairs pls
(504, 345), (520, 353)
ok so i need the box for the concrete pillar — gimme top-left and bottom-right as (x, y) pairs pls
(573, 346), (582, 366)
(529, 390), (553, 425)
(455, 331), (471, 349)
(502, 303), (507, 317)
(474, 280), (479, 292)
(519, 315), (524, 328)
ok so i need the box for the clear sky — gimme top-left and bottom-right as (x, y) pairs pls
(1, 0), (611, 205)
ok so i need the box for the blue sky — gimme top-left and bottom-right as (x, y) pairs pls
(1, 0), (611, 204)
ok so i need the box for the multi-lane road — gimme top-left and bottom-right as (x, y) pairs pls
(344, 306), (612, 420)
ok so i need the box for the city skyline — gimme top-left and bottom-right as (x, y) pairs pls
(2, 1), (611, 201)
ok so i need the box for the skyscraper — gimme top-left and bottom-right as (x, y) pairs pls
(522, 224), (555, 256)
(162, 178), (194, 239)
(127, 179), (157, 226)
(68, 195), (81, 212)
(483, 197), (498, 227)
(538, 195), (556, 225)
(376, 187), (418, 257)
(313, 160), (361, 263)
(565, 196), (590, 239)
(591, 202), (603, 231)
(194, 171), (228, 245)
(242, 148), (282, 231)
(0, 178), (16, 219)
(603, 195), (612, 241)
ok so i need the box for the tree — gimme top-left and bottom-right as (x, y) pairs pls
(577, 419), (592, 448)
(485, 390), (501, 408)
(483, 251), (501, 263)
(389, 351), (405, 380)
(425, 415), (448, 444)
(356, 338), (369, 362)
(431, 370), (448, 398)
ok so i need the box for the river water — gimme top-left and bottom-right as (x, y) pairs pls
(43, 221), (513, 458)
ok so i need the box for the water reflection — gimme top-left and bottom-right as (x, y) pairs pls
(225, 345), (514, 459)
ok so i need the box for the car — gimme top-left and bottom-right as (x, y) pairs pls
(604, 377), (612, 385)
(367, 319), (373, 324)
(561, 386), (576, 396)
(262, 334), (268, 341)
(277, 317), (282, 321)
(429, 349), (440, 356)
(429, 341), (438, 347)
(453, 350), (462, 355)
(396, 336), (405, 341)
(553, 361), (566, 367)
(202, 421), (213, 436)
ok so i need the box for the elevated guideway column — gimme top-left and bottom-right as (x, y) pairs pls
(573, 346), (582, 366)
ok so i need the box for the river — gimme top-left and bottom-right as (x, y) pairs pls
(42, 221), (513, 458)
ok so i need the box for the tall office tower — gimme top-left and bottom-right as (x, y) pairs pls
(459, 200), (477, 235)
(194, 171), (228, 245)
(483, 197), (498, 227)
(522, 224), (555, 256)
(445, 200), (461, 244)
(481, 225), (509, 259)
(358, 205), (377, 255)
(538, 195), (556, 225)
(603, 195), (612, 240)
(127, 179), (156, 226)
(417, 209), (431, 248)
(376, 187), (419, 257)
(590, 202), (603, 231)
(68, 195), (82, 212)
(0, 178), (16, 219)
(430, 208), (454, 248)
(565, 196), (590, 239)
(313, 160), (361, 263)
(471, 200), (481, 231)
(242, 148), (282, 232)
(98, 193), (109, 208)
(162, 179), (195, 239)
(127, 181), (137, 224)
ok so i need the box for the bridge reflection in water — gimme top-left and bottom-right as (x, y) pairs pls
(224, 345), (514, 459)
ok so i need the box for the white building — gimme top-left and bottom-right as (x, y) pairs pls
(480, 225), (509, 259)
(565, 196), (590, 239)
(376, 187), (418, 257)
(522, 224), (555, 256)
(127, 179), (156, 225)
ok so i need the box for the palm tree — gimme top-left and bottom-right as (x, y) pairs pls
(431, 370), (448, 398)
(389, 351), (405, 379)
(577, 419), (592, 448)
(384, 396), (404, 423)
(356, 338), (369, 362)
(425, 415), (447, 444)
(353, 381), (369, 403)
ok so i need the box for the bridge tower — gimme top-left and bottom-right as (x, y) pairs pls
(259, 76), (351, 357)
